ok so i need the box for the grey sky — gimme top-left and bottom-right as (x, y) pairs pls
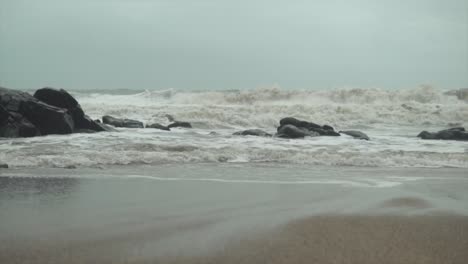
(0, 0), (467, 90)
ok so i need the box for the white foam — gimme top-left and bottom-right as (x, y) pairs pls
(1, 127), (467, 169)
(74, 86), (468, 129)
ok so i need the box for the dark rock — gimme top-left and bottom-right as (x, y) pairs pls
(1, 87), (74, 137)
(311, 127), (340, 136)
(278, 117), (339, 136)
(279, 117), (321, 130)
(276, 124), (319, 139)
(102, 115), (144, 128)
(417, 127), (468, 141)
(96, 123), (118, 132)
(0, 163), (8, 168)
(146, 123), (170, 131)
(417, 131), (436, 139)
(233, 129), (272, 137)
(34, 87), (81, 114)
(34, 88), (106, 132)
(22, 100), (74, 135)
(168, 121), (192, 129)
(0, 111), (41, 137)
(0, 104), (9, 124)
(340, 130), (370, 140)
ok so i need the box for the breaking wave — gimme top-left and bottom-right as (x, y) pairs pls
(74, 86), (468, 129)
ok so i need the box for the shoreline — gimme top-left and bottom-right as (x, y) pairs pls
(1, 165), (468, 263)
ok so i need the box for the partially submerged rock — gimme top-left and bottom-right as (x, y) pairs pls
(102, 115), (144, 128)
(280, 117), (321, 130)
(277, 117), (340, 137)
(146, 123), (170, 131)
(417, 127), (468, 141)
(340, 130), (370, 140)
(276, 124), (319, 139)
(233, 129), (272, 137)
(0, 163), (8, 169)
(168, 121), (192, 129)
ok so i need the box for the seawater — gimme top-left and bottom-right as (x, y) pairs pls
(0, 86), (467, 169)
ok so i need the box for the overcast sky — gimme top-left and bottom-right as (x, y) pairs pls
(0, 0), (467, 90)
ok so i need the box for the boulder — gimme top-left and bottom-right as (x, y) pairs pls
(0, 108), (40, 137)
(279, 117), (321, 130)
(417, 127), (468, 141)
(1, 87), (74, 137)
(0, 163), (8, 169)
(34, 88), (107, 132)
(276, 124), (319, 139)
(168, 121), (192, 129)
(278, 117), (339, 136)
(146, 123), (170, 131)
(233, 129), (272, 137)
(340, 130), (370, 140)
(102, 115), (144, 128)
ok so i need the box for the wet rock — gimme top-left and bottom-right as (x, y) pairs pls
(233, 129), (272, 137)
(0, 105), (40, 137)
(280, 117), (321, 130)
(0, 163), (8, 168)
(276, 124), (319, 138)
(278, 117), (339, 136)
(340, 130), (370, 140)
(168, 121), (192, 129)
(1, 87), (74, 137)
(102, 115), (144, 128)
(34, 87), (107, 132)
(146, 123), (170, 131)
(417, 127), (468, 141)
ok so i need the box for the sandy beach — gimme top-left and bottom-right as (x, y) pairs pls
(1, 164), (468, 263)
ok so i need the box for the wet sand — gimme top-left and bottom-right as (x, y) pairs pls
(2, 214), (467, 264)
(1, 165), (468, 263)
(157, 214), (468, 264)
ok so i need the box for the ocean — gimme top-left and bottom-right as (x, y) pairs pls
(1, 86), (467, 169)
(1, 86), (468, 263)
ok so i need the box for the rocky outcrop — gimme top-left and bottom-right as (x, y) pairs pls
(233, 129), (272, 137)
(102, 115), (144, 128)
(1, 87), (75, 137)
(1, 87), (114, 137)
(417, 127), (468, 141)
(168, 121), (192, 129)
(340, 130), (370, 140)
(146, 123), (170, 131)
